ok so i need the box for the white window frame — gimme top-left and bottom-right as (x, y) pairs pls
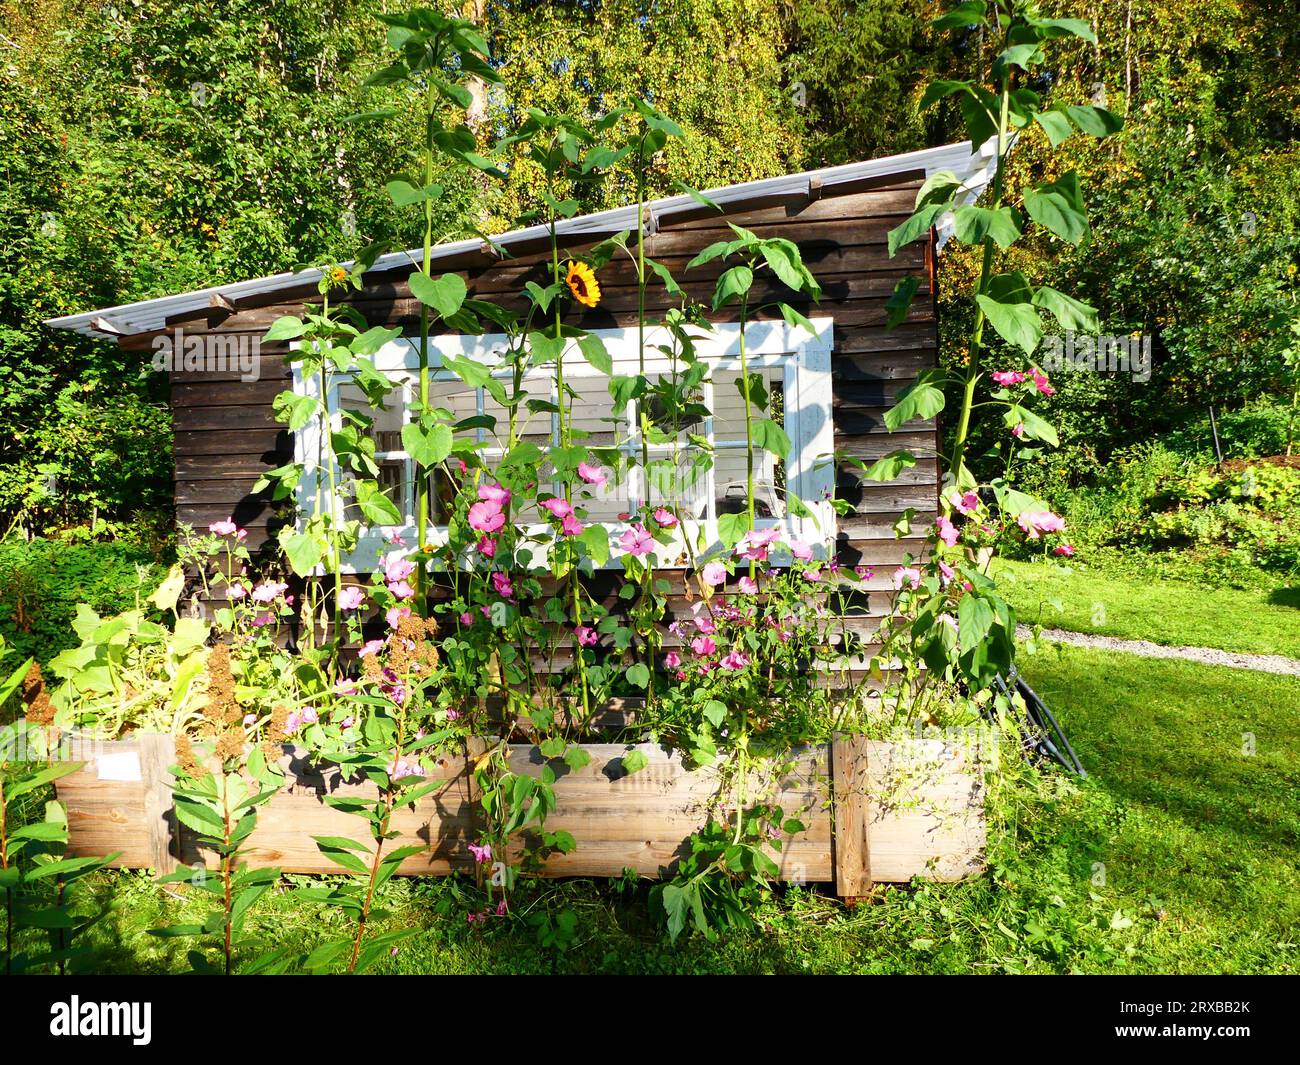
(293, 317), (835, 572)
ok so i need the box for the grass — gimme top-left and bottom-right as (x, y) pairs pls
(994, 555), (1300, 658)
(22, 645), (1295, 975)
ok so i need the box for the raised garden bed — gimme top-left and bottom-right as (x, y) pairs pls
(53, 732), (986, 896)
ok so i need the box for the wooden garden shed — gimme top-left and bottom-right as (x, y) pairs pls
(46, 139), (1000, 657)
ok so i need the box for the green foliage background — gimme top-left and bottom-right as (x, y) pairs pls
(1, 0), (1297, 538)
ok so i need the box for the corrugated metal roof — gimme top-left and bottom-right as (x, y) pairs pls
(43, 138), (998, 339)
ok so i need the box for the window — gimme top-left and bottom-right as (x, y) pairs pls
(293, 318), (835, 571)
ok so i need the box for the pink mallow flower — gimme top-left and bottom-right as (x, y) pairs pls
(990, 370), (1026, 387)
(387, 579), (415, 601)
(577, 462), (607, 487)
(935, 515), (959, 547)
(1031, 368), (1055, 395)
(338, 585), (365, 611)
(468, 500), (505, 534)
(468, 842), (493, 864)
(208, 518), (239, 537)
(653, 508), (678, 528)
(251, 581), (288, 604)
(575, 625), (598, 647)
(384, 557), (416, 582)
(663, 651), (681, 669)
(719, 649), (750, 671)
(540, 497), (574, 519)
(1054, 543), (1076, 557)
(956, 491), (980, 515)
(701, 561), (728, 587)
(477, 536), (497, 558)
(737, 527), (780, 562)
(478, 482), (511, 507)
(386, 606), (411, 629)
(737, 576), (759, 594)
(561, 513), (584, 536)
(788, 539), (814, 561)
(690, 635), (717, 656)
(1017, 510), (1067, 540)
(893, 566), (922, 590)
(619, 524), (655, 558)
(491, 572), (515, 599)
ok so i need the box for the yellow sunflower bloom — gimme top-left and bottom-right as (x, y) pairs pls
(565, 260), (601, 308)
(328, 266), (348, 285)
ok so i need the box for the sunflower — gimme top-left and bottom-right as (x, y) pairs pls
(328, 265), (348, 285)
(565, 260), (601, 308)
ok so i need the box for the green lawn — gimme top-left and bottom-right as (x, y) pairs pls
(995, 556), (1300, 658)
(38, 645), (1297, 975)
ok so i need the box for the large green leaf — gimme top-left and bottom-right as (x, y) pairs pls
(712, 265), (754, 310)
(1033, 285), (1099, 334)
(884, 379), (945, 431)
(401, 419), (453, 468)
(1033, 109), (1074, 147)
(408, 272), (467, 318)
(952, 205), (1023, 249)
(279, 530), (327, 576)
(1066, 104), (1122, 137)
(751, 418), (791, 460)
(887, 203), (945, 257)
(1023, 171), (1089, 244)
(262, 316), (305, 343)
(977, 293), (1043, 355)
(860, 450), (918, 481)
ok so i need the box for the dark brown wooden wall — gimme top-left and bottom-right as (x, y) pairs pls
(124, 175), (940, 640)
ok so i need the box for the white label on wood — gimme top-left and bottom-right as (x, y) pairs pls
(97, 751), (142, 782)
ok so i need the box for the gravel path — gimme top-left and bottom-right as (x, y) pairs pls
(1018, 625), (1300, 678)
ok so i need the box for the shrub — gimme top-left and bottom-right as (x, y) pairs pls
(0, 539), (168, 664)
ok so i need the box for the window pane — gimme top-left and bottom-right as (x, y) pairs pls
(345, 459), (408, 524)
(711, 368), (785, 519)
(567, 377), (622, 448)
(484, 378), (553, 447)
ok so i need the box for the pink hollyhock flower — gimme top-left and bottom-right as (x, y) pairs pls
(1010, 423), (1025, 438)
(693, 614), (716, 635)
(338, 585), (365, 611)
(690, 635), (717, 656)
(1054, 542), (1075, 557)
(938, 560), (957, 583)
(1017, 510), (1067, 539)
(575, 625), (598, 647)
(990, 370), (1026, 387)
(468, 500), (505, 534)
(935, 515), (959, 547)
(1031, 368), (1055, 396)
(737, 576), (758, 594)
(618, 524), (654, 558)
(788, 538), (814, 561)
(386, 605), (411, 629)
(663, 651), (681, 669)
(893, 566), (922, 590)
(385, 557), (416, 582)
(468, 841), (493, 865)
(653, 507), (678, 528)
(227, 583), (248, 599)
(477, 536), (497, 558)
(737, 527), (780, 562)
(251, 581), (288, 604)
(957, 491), (980, 515)
(701, 561), (728, 587)
(478, 482), (510, 507)
(540, 497), (574, 519)
(719, 649), (750, 671)
(208, 517), (239, 537)
(578, 461), (607, 487)
(561, 513), (584, 536)
(387, 579), (415, 601)
(804, 567), (822, 582)
(491, 572), (514, 599)
(459, 611), (474, 626)
(360, 639), (385, 657)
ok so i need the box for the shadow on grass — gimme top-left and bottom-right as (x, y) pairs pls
(1267, 586), (1300, 610)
